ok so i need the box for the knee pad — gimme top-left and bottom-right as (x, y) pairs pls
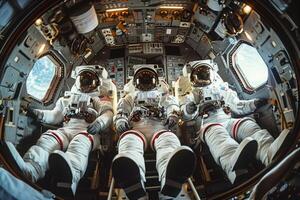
(151, 130), (179, 151)
(38, 131), (68, 151)
(119, 130), (147, 150)
(232, 118), (260, 141)
(202, 123), (224, 143)
(73, 132), (94, 150)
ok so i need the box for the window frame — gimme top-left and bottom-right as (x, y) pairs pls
(228, 41), (269, 94)
(26, 52), (64, 104)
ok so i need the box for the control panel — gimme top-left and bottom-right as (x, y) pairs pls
(126, 56), (146, 82)
(106, 58), (125, 97)
(166, 56), (185, 85)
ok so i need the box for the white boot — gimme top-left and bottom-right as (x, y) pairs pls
(231, 137), (258, 171)
(2, 132), (61, 183)
(235, 119), (291, 166)
(2, 141), (39, 182)
(204, 125), (257, 184)
(160, 146), (195, 197)
(261, 129), (290, 165)
(227, 168), (249, 185)
(112, 154), (146, 200)
(153, 132), (195, 197)
(49, 133), (92, 196)
(48, 150), (76, 196)
(226, 137), (257, 184)
(112, 132), (146, 200)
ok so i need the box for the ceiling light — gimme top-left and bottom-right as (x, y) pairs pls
(37, 43), (46, 56)
(160, 6), (184, 9)
(106, 8), (128, 12)
(242, 5), (252, 14)
(244, 31), (253, 41)
(35, 18), (43, 26)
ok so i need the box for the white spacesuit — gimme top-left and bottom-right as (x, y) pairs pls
(4, 65), (114, 196)
(112, 65), (196, 199)
(181, 60), (290, 184)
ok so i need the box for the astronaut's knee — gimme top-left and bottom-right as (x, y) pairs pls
(238, 118), (261, 133)
(37, 131), (68, 151)
(118, 130), (147, 149)
(203, 123), (224, 134)
(73, 132), (94, 150)
(152, 130), (177, 140)
(201, 123), (225, 142)
(151, 130), (179, 150)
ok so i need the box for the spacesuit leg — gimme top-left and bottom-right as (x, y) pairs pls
(48, 132), (93, 196)
(203, 124), (258, 184)
(2, 131), (68, 182)
(234, 118), (290, 166)
(151, 131), (195, 197)
(112, 130), (146, 200)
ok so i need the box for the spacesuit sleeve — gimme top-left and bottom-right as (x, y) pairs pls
(35, 97), (65, 125)
(92, 96), (114, 131)
(160, 94), (180, 118)
(222, 86), (257, 115)
(113, 93), (134, 124)
(117, 93), (134, 116)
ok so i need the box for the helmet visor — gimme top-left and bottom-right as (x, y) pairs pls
(78, 70), (100, 93)
(134, 69), (158, 91)
(191, 65), (212, 87)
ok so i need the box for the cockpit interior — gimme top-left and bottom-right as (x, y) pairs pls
(0, 0), (300, 199)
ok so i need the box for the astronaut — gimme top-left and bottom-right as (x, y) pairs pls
(112, 65), (196, 199)
(3, 65), (114, 196)
(181, 60), (290, 184)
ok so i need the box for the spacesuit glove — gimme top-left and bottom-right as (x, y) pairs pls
(165, 115), (178, 129)
(186, 102), (197, 114)
(26, 107), (39, 121)
(87, 119), (105, 135)
(115, 119), (130, 134)
(254, 98), (269, 109)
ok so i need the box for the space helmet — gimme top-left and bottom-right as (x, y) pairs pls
(72, 65), (108, 93)
(183, 60), (218, 87)
(133, 67), (159, 91)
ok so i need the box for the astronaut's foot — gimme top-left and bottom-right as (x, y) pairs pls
(228, 168), (250, 184)
(0, 141), (38, 182)
(49, 150), (75, 197)
(267, 129), (291, 165)
(232, 137), (258, 171)
(112, 154), (146, 200)
(161, 146), (196, 197)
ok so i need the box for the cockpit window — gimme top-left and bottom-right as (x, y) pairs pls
(0, 2), (14, 31)
(26, 55), (60, 101)
(231, 43), (269, 92)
